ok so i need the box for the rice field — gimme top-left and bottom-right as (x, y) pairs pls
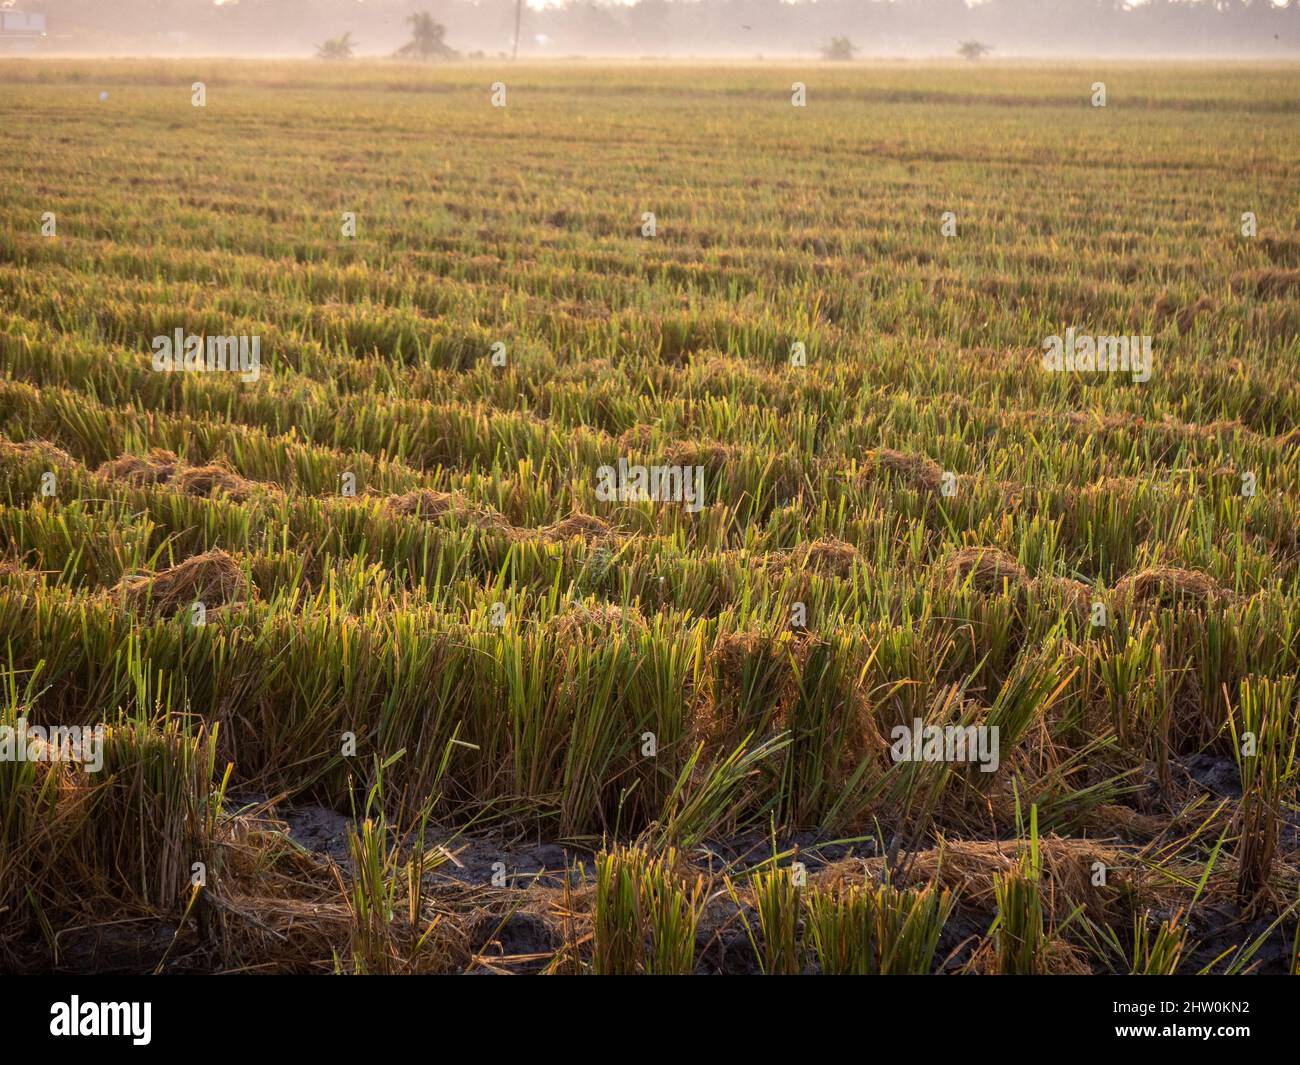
(0, 58), (1298, 976)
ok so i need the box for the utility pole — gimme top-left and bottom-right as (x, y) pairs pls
(512, 0), (523, 61)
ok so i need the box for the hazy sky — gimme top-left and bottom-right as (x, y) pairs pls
(12, 0), (1300, 59)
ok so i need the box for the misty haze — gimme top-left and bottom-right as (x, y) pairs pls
(4, 0), (1299, 58)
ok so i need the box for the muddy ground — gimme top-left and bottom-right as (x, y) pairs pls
(21, 754), (1297, 976)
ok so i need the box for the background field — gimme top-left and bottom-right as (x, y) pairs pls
(0, 60), (1298, 974)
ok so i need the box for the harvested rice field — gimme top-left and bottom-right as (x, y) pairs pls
(0, 57), (1298, 979)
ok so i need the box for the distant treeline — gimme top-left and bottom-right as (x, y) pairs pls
(22, 0), (1300, 57)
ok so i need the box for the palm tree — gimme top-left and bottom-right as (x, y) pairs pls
(316, 32), (355, 61)
(821, 37), (858, 61)
(394, 13), (458, 61)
